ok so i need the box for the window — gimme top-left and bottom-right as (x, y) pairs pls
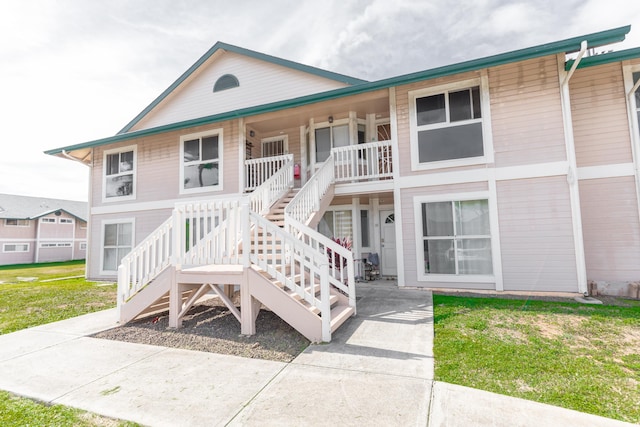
(3, 243), (29, 252)
(262, 136), (288, 157)
(102, 221), (133, 272)
(40, 242), (71, 248)
(213, 74), (239, 92)
(104, 146), (136, 200)
(410, 78), (490, 169)
(318, 209), (352, 240)
(181, 130), (222, 193)
(59, 218), (73, 224)
(315, 124), (349, 162)
(80, 242), (87, 250)
(5, 219), (29, 227)
(41, 218), (56, 224)
(360, 210), (370, 247)
(420, 199), (492, 276)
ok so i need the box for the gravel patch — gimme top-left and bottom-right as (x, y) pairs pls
(93, 298), (309, 362)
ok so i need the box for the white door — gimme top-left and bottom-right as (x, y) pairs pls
(380, 210), (397, 276)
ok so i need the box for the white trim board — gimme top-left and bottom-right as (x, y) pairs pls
(576, 163), (635, 180)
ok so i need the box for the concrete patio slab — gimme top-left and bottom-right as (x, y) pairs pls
(229, 363), (431, 427)
(0, 329), (77, 362)
(56, 347), (286, 427)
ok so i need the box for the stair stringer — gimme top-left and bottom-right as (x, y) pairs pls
(304, 184), (335, 229)
(247, 266), (323, 342)
(119, 266), (174, 324)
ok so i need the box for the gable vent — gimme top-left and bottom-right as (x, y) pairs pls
(213, 74), (239, 92)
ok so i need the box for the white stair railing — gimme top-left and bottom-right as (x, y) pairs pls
(285, 156), (334, 225)
(248, 155), (294, 214)
(332, 140), (393, 182)
(244, 154), (293, 192)
(117, 216), (173, 305)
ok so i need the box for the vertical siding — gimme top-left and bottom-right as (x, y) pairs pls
(134, 52), (350, 131)
(497, 176), (578, 292)
(580, 176), (640, 281)
(490, 56), (567, 167)
(570, 62), (633, 166)
(400, 182), (491, 289)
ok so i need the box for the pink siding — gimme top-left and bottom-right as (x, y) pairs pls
(92, 120), (240, 210)
(0, 244), (35, 265)
(570, 62), (633, 167)
(489, 56), (567, 167)
(579, 176), (640, 281)
(497, 176), (578, 292)
(399, 182), (491, 289)
(39, 213), (76, 239)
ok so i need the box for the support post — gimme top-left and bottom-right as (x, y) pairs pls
(168, 267), (182, 328)
(240, 270), (257, 335)
(320, 262), (331, 342)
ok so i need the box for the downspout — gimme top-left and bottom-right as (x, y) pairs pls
(559, 41), (589, 295)
(625, 74), (640, 250)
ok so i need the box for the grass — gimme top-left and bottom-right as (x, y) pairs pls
(433, 294), (640, 424)
(0, 262), (129, 425)
(0, 390), (138, 426)
(0, 261), (116, 335)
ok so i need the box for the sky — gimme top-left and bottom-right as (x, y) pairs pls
(1, 0), (640, 202)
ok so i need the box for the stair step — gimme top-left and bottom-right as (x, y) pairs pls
(330, 304), (355, 332)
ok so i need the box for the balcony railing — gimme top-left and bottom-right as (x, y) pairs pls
(244, 154), (293, 192)
(332, 140), (393, 183)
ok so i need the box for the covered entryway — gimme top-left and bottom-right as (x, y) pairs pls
(380, 210), (397, 277)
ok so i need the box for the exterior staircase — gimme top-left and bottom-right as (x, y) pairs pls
(116, 154), (357, 342)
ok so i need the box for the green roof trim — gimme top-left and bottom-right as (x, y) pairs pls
(565, 46), (640, 70)
(46, 25), (631, 156)
(117, 41), (368, 134)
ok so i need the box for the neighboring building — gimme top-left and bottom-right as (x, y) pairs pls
(0, 194), (87, 266)
(46, 25), (640, 341)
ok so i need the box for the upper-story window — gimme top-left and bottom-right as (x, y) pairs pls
(104, 146), (136, 201)
(213, 74), (239, 92)
(5, 219), (29, 227)
(315, 124), (349, 163)
(59, 218), (74, 224)
(41, 218), (56, 224)
(181, 129), (223, 193)
(410, 77), (491, 170)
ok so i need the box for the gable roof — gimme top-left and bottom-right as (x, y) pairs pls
(0, 194), (87, 222)
(117, 41), (368, 134)
(46, 25), (634, 157)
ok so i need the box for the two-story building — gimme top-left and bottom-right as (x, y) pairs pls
(0, 194), (87, 266)
(46, 25), (640, 341)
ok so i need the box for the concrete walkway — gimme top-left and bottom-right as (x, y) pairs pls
(0, 282), (635, 426)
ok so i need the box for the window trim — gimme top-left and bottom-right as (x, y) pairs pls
(179, 129), (224, 195)
(3, 243), (29, 253)
(409, 76), (494, 171)
(79, 242), (87, 251)
(414, 191), (495, 283)
(213, 74), (239, 92)
(100, 218), (135, 275)
(102, 145), (137, 203)
(59, 218), (74, 224)
(41, 217), (56, 224)
(5, 219), (29, 227)
(261, 135), (289, 157)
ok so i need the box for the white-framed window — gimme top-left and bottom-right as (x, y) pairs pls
(80, 242), (87, 250)
(101, 220), (134, 273)
(415, 193), (494, 282)
(360, 210), (370, 248)
(318, 208), (353, 241)
(409, 77), (492, 171)
(41, 218), (56, 224)
(59, 218), (74, 224)
(3, 243), (29, 253)
(180, 129), (223, 194)
(103, 145), (136, 201)
(261, 136), (288, 157)
(40, 242), (72, 248)
(315, 123), (350, 163)
(5, 219), (29, 227)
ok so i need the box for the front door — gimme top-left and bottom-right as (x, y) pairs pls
(380, 210), (397, 276)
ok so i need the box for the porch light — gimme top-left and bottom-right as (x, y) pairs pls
(328, 116), (333, 123)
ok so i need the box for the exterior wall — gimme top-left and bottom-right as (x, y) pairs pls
(497, 176), (578, 292)
(571, 62), (633, 167)
(0, 219), (36, 265)
(489, 56), (566, 167)
(400, 182), (491, 290)
(579, 176), (640, 283)
(134, 52), (350, 131)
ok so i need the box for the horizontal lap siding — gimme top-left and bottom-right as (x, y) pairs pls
(490, 56), (566, 167)
(579, 176), (640, 281)
(135, 53), (349, 131)
(497, 176), (578, 292)
(570, 63), (632, 167)
(395, 71), (483, 178)
(87, 209), (173, 280)
(400, 182), (490, 289)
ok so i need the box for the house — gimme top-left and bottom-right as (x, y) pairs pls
(0, 194), (87, 266)
(46, 25), (640, 341)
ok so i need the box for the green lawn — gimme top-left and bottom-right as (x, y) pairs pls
(0, 261), (117, 335)
(433, 294), (640, 424)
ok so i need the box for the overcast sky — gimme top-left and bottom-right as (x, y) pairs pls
(1, 0), (640, 202)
